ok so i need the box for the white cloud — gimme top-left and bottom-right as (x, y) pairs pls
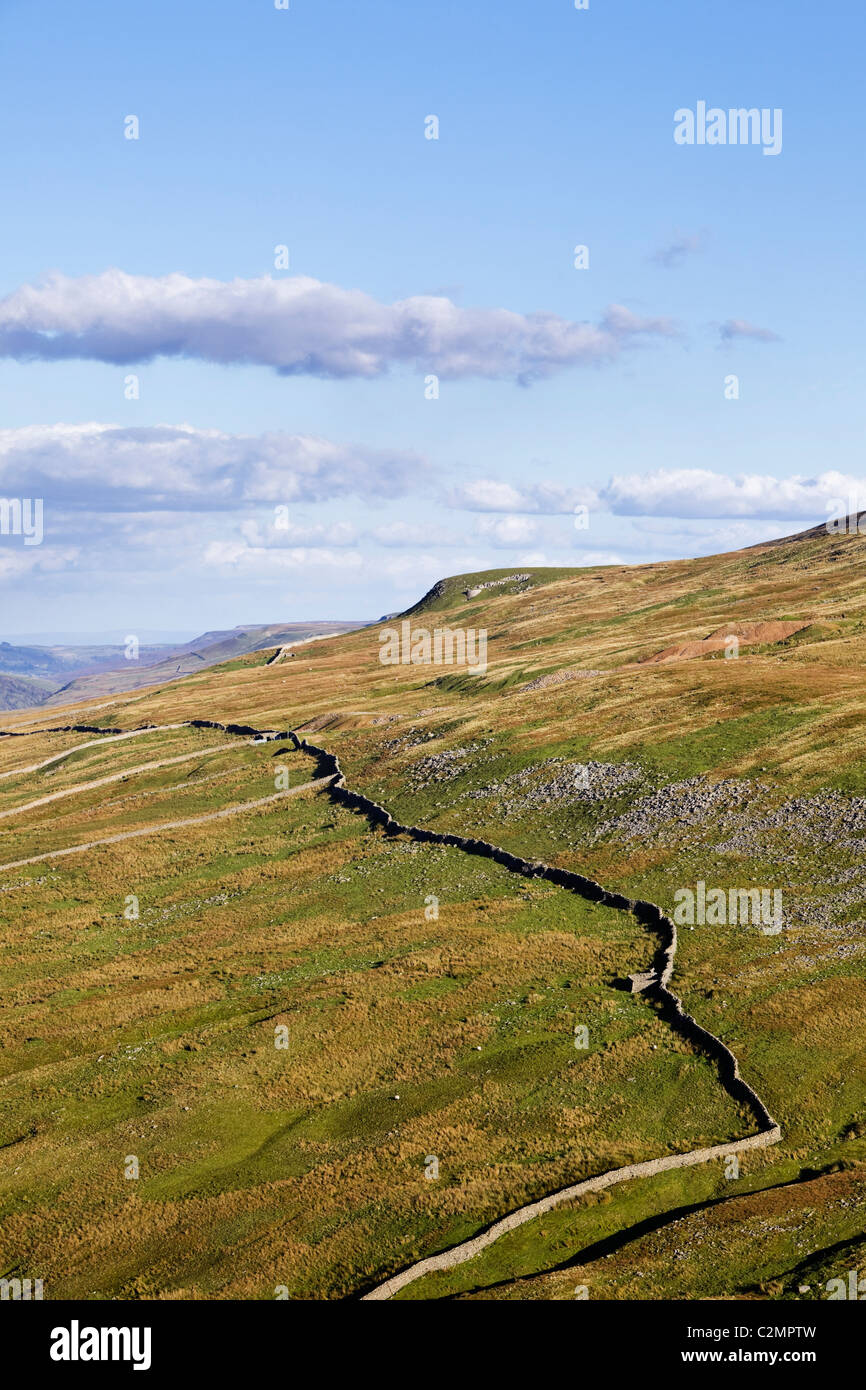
(0, 423), (418, 511)
(375, 552), (463, 584)
(634, 517), (787, 545)
(475, 515), (539, 545)
(602, 468), (866, 520)
(238, 517), (467, 550)
(239, 518), (359, 547)
(0, 269), (678, 382)
(367, 520), (458, 547)
(449, 480), (526, 511)
(513, 547), (623, 567)
(448, 468), (866, 525)
(569, 549), (625, 566)
(203, 541), (365, 572)
(448, 478), (599, 513)
(0, 546), (80, 579)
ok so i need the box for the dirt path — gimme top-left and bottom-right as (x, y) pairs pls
(0, 723), (189, 780)
(266, 631), (343, 666)
(0, 743), (235, 821)
(0, 774), (333, 872)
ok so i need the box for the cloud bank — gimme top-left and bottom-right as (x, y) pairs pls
(448, 468), (866, 522)
(0, 270), (678, 382)
(601, 469), (866, 520)
(0, 423), (418, 510)
(448, 478), (599, 513)
(2, 428), (859, 528)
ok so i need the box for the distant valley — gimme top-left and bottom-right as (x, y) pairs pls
(0, 621), (365, 711)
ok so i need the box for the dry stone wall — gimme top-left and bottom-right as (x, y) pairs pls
(0, 714), (782, 1299)
(288, 731), (782, 1300)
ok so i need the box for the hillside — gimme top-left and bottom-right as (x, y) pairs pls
(2, 521), (866, 1301)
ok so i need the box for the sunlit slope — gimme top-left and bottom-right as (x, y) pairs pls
(0, 738), (743, 1298)
(2, 522), (866, 1299)
(12, 523), (866, 799)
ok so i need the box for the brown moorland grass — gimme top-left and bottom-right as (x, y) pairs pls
(2, 524), (866, 1296)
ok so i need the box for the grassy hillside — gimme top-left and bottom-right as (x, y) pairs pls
(2, 523), (866, 1300)
(403, 567), (586, 615)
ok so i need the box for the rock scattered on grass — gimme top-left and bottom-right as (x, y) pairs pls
(519, 669), (602, 693)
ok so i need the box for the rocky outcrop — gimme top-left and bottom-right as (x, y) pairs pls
(518, 669), (601, 693)
(463, 573), (532, 599)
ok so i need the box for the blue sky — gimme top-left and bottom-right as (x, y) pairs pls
(0, 0), (863, 636)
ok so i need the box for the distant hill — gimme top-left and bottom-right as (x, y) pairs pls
(0, 671), (59, 711)
(0, 621), (366, 711)
(40, 621), (365, 706)
(0, 639), (178, 684)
